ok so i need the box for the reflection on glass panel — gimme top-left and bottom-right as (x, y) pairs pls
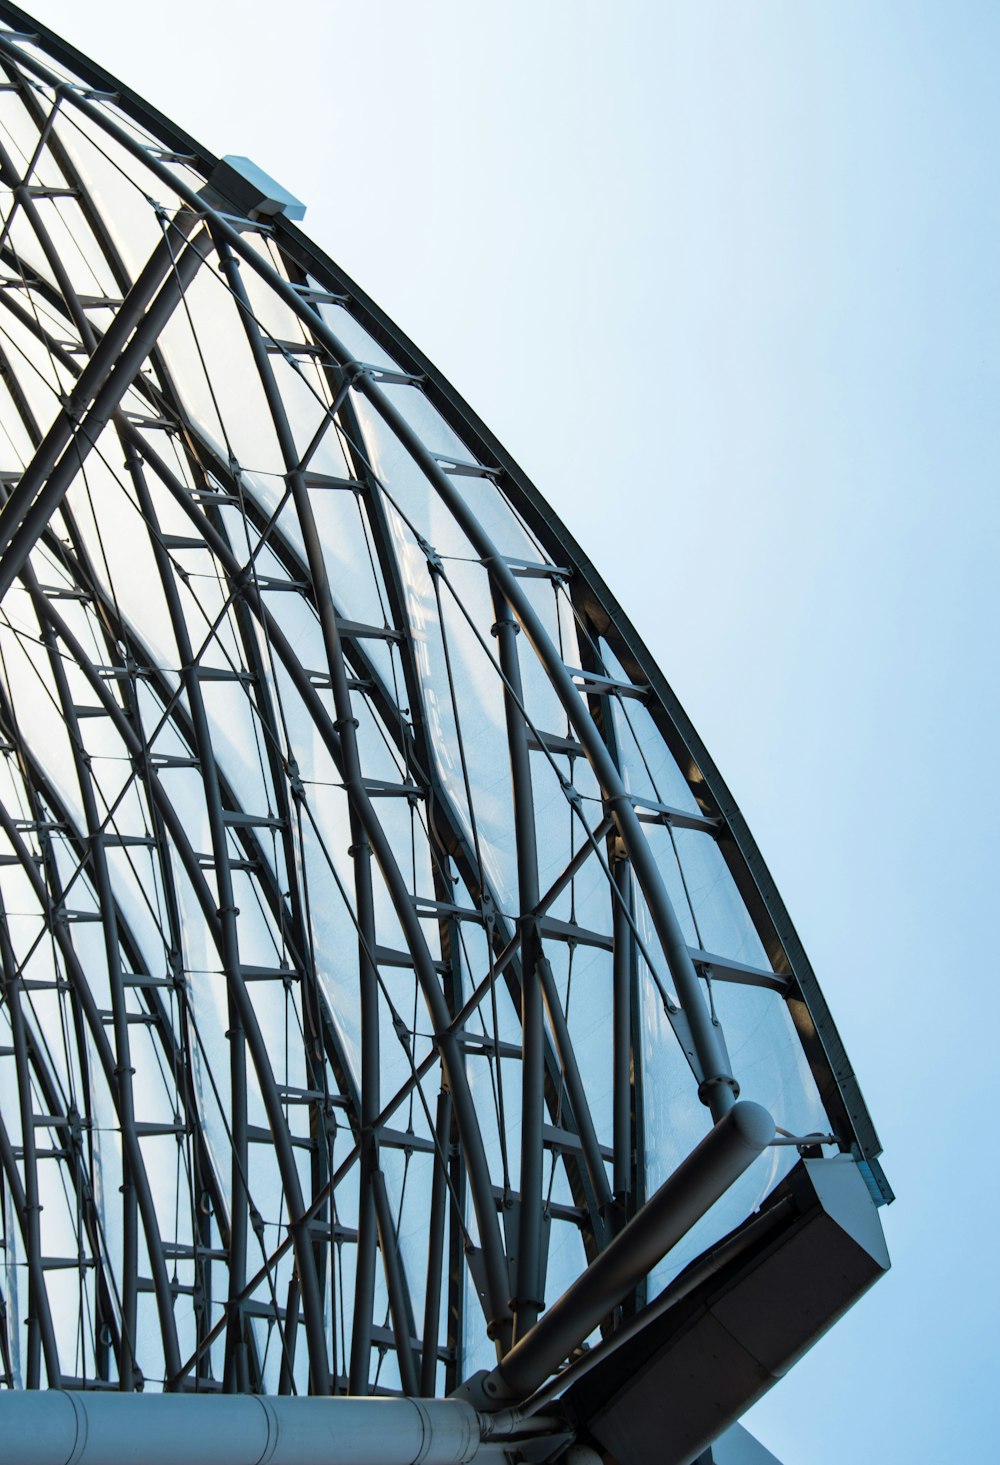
(599, 637), (703, 813)
(672, 826), (771, 965)
(319, 301), (399, 372)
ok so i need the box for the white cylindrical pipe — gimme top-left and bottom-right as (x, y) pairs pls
(0, 1392), (483, 1465)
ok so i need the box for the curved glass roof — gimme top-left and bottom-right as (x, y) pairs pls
(0, 6), (884, 1399)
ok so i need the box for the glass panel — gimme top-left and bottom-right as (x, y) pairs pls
(672, 827), (771, 965)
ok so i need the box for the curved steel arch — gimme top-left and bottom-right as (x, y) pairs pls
(0, 2), (887, 1418)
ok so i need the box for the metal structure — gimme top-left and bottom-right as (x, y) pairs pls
(0, 8), (889, 1462)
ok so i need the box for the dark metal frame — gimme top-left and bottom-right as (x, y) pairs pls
(0, 2), (888, 1408)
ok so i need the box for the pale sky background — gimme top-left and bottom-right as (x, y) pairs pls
(13, 3), (1000, 1460)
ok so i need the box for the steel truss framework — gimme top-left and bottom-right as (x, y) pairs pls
(0, 3), (886, 1408)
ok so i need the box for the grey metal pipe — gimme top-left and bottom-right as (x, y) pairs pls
(476, 1101), (774, 1405)
(490, 591), (545, 1343)
(0, 221), (207, 602)
(0, 1392), (485, 1465)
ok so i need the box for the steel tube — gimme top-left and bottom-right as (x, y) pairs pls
(0, 1392), (484, 1465)
(611, 854), (633, 1205)
(477, 1101), (774, 1404)
(490, 591), (544, 1342)
(0, 222), (206, 599)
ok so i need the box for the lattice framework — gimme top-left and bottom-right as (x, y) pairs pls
(0, 6), (885, 1401)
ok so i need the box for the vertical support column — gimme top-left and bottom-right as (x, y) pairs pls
(348, 808), (381, 1397)
(490, 590), (544, 1343)
(612, 850), (633, 1210)
(0, 910), (61, 1386)
(420, 1089), (452, 1396)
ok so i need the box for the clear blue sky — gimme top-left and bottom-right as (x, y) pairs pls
(24, 3), (1000, 1459)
